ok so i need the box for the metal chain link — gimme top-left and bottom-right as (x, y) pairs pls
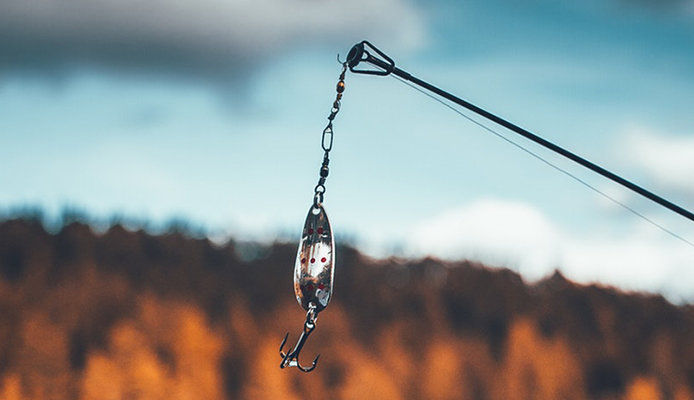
(313, 63), (347, 207)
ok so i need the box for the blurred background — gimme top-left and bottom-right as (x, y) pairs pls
(1, 0), (693, 398)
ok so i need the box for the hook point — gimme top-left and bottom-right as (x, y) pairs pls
(278, 309), (321, 372)
(279, 332), (289, 357)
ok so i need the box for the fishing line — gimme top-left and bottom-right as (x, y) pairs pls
(346, 40), (694, 224)
(280, 43), (694, 373)
(390, 73), (694, 249)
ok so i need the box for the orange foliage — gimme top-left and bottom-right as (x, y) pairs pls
(498, 318), (585, 400)
(80, 298), (225, 400)
(421, 339), (463, 400)
(0, 220), (693, 399)
(0, 374), (23, 400)
(624, 376), (661, 400)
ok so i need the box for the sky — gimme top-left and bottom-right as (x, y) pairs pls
(1, 0), (693, 301)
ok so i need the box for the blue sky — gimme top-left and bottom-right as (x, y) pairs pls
(1, 0), (693, 300)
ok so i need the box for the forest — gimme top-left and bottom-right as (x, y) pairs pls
(0, 216), (693, 399)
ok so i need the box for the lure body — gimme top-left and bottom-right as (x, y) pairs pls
(294, 204), (334, 312)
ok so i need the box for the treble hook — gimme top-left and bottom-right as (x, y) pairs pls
(279, 304), (320, 372)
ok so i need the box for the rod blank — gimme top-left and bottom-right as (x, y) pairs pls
(346, 41), (694, 223)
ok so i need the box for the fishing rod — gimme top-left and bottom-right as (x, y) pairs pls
(278, 41), (693, 374)
(344, 40), (694, 223)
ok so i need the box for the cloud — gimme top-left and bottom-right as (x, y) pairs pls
(405, 198), (694, 302)
(406, 199), (562, 280)
(623, 126), (694, 197)
(0, 0), (425, 83)
(560, 226), (694, 301)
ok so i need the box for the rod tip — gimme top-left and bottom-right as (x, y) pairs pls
(346, 42), (364, 68)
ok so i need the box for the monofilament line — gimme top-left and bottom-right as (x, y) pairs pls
(390, 74), (694, 249)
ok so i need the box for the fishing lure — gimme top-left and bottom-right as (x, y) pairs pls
(279, 62), (347, 372)
(278, 40), (694, 373)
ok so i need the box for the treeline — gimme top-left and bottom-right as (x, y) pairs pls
(0, 218), (693, 399)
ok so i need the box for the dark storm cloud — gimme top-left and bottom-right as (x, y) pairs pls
(0, 0), (425, 83)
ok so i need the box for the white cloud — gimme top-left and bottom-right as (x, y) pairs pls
(406, 199), (562, 280)
(623, 126), (694, 196)
(0, 0), (426, 80)
(405, 198), (694, 302)
(561, 228), (694, 301)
